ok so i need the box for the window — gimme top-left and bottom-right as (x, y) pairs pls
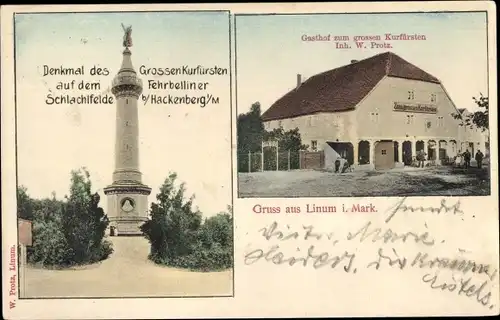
(309, 115), (316, 127)
(408, 90), (415, 100)
(126, 98), (129, 104)
(311, 140), (318, 151)
(264, 122), (271, 130)
(430, 94), (437, 103)
(437, 116), (444, 127)
(425, 120), (432, 131)
(381, 149), (387, 155)
(126, 121), (130, 126)
(371, 112), (379, 123)
(278, 120), (283, 128)
(406, 115), (415, 125)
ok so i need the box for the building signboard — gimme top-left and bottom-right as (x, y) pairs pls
(262, 140), (279, 148)
(393, 102), (438, 114)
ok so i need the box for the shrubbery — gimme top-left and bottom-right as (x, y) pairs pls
(19, 168), (113, 268)
(141, 173), (233, 272)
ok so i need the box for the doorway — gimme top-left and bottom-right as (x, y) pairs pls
(402, 141), (412, 165)
(374, 141), (395, 170)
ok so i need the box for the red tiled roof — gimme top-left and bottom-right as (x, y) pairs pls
(261, 51), (441, 121)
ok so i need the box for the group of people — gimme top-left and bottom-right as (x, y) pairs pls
(417, 149), (485, 169)
(455, 149), (484, 169)
(332, 149), (485, 172)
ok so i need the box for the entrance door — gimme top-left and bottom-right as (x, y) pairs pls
(402, 141), (412, 165)
(469, 142), (474, 155)
(374, 141), (395, 170)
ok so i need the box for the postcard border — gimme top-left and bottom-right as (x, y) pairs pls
(13, 9), (235, 300)
(234, 10), (492, 199)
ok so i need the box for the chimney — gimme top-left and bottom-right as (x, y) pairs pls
(296, 73), (302, 88)
(350, 59), (359, 64)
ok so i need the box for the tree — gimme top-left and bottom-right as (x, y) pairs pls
(263, 127), (308, 151)
(141, 173), (233, 271)
(453, 93), (489, 131)
(237, 102), (265, 153)
(141, 172), (203, 262)
(21, 170), (112, 267)
(17, 185), (34, 221)
(61, 168), (111, 264)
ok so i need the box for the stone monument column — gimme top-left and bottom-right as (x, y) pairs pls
(104, 25), (151, 236)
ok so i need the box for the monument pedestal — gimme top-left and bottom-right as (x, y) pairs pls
(104, 183), (151, 236)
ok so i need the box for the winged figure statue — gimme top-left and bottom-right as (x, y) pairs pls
(121, 23), (133, 48)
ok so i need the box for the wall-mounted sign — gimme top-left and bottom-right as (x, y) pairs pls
(393, 102), (438, 114)
(262, 140), (279, 148)
(18, 219), (32, 246)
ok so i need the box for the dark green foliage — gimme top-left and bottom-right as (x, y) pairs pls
(17, 186), (34, 221)
(237, 103), (307, 172)
(263, 127), (308, 151)
(141, 173), (233, 272)
(237, 102), (264, 153)
(61, 170), (111, 264)
(452, 93), (489, 131)
(19, 168), (113, 268)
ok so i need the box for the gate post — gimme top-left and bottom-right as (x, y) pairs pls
(248, 151), (251, 173)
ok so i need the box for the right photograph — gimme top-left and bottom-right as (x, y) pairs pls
(235, 12), (491, 198)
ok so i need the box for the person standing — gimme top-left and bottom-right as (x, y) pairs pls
(334, 158), (341, 173)
(463, 149), (471, 169)
(417, 149), (426, 168)
(475, 149), (484, 169)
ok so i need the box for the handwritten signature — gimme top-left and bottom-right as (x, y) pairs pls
(245, 244), (357, 272)
(422, 272), (495, 309)
(385, 197), (465, 223)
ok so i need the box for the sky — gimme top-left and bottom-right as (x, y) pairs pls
(15, 11), (232, 217)
(235, 12), (489, 115)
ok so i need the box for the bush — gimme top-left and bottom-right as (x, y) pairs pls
(21, 168), (112, 268)
(141, 173), (233, 272)
(88, 239), (114, 263)
(28, 219), (73, 266)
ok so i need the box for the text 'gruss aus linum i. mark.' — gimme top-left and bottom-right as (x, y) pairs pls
(252, 203), (377, 214)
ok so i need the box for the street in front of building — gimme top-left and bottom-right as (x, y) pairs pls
(238, 164), (490, 198)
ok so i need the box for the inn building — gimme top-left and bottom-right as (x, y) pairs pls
(262, 51), (488, 170)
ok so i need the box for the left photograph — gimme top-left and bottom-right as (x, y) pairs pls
(14, 11), (233, 298)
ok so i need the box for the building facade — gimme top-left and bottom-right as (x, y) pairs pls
(262, 52), (488, 170)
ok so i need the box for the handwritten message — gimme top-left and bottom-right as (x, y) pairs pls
(301, 33), (427, 49)
(244, 198), (497, 310)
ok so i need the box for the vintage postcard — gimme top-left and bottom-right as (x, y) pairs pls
(2, 2), (499, 319)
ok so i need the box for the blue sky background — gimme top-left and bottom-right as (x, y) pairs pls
(15, 11), (232, 216)
(236, 12), (489, 114)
